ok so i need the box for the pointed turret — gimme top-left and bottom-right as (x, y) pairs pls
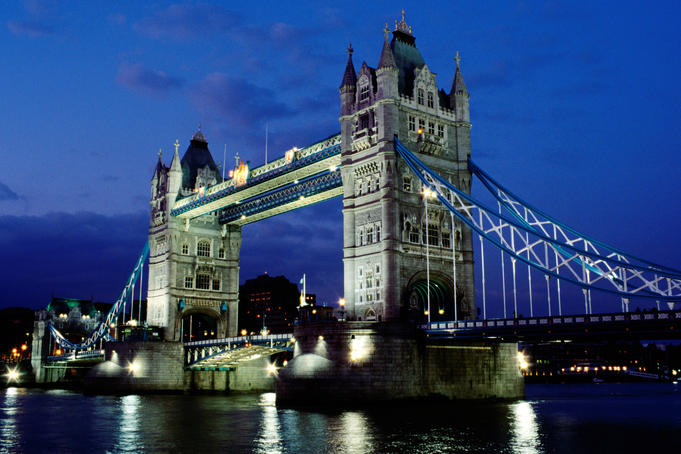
(340, 44), (357, 116)
(377, 23), (398, 101)
(450, 51), (470, 122)
(340, 43), (357, 89)
(167, 139), (183, 208)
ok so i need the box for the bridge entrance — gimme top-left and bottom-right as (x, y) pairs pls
(180, 312), (218, 343)
(406, 274), (455, 323)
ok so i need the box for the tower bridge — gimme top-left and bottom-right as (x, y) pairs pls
(33, 12), (681, 401)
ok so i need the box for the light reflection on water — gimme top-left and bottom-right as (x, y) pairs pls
(0, 387), (22, 452)
(116, 394), (142, 453)
(0, 383), (679, 453)
(510, 401), (540, 454)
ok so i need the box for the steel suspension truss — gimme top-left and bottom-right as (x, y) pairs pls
(48, 241), (149, 351)
(394, 137), (681, 306)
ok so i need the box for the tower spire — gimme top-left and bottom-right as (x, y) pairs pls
(394, 9), (412, 36)
(340, 43), (357, 89)
(378, 23), (397, 70)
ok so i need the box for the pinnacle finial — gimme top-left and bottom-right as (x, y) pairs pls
(192, 123), (207, 142)
(158, 148), (162, 159)
(454, 51), (461, 69)
(383, 23), (390, 41)
(174, 139), (180, 154)
(394, 8), (412, 35)
(346, 43), (353, 56)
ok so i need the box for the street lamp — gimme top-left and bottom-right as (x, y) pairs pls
(339, 298), (346, 321)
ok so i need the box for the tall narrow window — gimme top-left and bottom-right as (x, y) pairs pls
(418, 118), (425, 132)
(360, 84), (370, 101)
(442, 231), (451, 248)
(197, 240), (211, 257)
(218, 248), (225, 259)
(428, 121), (435, 135)
(427, 92), (434, 108)
(184, 276), (193, 288)
(181, 244), (189, 255)
(438, 124), (444, 137)
(212, 279), (220, 291)
(375, 224), (381, 242)
(428, 225), (439, 246)
(403, 176), (412, 192)
(409, 226), (420, 244)
(417, 88), (424, 105)
(359, 113), (369, 129)
(408, 115), (416, 131)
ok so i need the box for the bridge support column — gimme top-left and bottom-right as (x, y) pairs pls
(276, 321), (524, 405)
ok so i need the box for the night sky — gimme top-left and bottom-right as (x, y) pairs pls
(1, 1), (680, 316)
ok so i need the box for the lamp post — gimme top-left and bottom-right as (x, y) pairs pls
(339, 298), (346, 321)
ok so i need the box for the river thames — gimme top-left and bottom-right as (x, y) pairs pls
(1, 383), (680, 453)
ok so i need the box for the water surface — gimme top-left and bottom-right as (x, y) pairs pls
(1, 383), (680, 453)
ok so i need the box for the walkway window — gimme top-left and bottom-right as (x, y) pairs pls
(197, 240), (211, 257)
(417, 88), (424, 105)
(196, 274), (210, 290)
(184, 276), (193, 288)
(182, 244), (189, 255)
(427, 92), (434, 108)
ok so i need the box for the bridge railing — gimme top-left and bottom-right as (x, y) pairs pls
(420, 309), (681, 339)
(46, 349), (105, 362)
(184, 333), (293, 348)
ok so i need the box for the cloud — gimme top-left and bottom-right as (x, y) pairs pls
(190, 73), (294, 129)
(0, 182), (20, 201)
(134, 3), (240, 40)
(6, 20), (55, 37)
(116, 62), (184, 95)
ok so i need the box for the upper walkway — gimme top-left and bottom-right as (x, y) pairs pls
(170, 134), (341, 223)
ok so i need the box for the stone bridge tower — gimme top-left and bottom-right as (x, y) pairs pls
(340, 15), (475, 323)
(147, 128), (241, 341)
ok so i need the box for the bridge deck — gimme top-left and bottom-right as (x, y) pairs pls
(422, 310), (681, 341)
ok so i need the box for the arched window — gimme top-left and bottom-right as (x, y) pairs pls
(197, 240), (211, 257)
(360, 84), (370, 101)
(417, 88), (424, 105)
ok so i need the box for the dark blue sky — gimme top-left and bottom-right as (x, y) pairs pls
(1, 1), (680, 315)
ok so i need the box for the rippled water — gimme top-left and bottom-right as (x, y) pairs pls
(1, 383), (680, 453)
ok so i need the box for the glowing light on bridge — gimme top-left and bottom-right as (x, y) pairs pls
(266, 363), (278, 376)
(517, 352), (529, 370)
(127, 361), (139, 375)
(5, 368), (20, 383)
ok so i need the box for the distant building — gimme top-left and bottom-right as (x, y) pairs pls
(238, 274), (315, 334)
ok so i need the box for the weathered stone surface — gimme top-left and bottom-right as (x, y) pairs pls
(276, 322), (523, 405)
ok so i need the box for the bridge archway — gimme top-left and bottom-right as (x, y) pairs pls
(178, 309), (222, 343)
(405, 272), (457, 323)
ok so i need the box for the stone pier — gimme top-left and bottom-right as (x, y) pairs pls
(276, 321), (524, 405)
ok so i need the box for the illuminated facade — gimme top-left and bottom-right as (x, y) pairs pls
(340, 15), (475, 322)
(147, 128), (241, 341)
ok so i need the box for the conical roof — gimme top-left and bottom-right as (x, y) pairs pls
(378, 28), (396, 69)
(340, 44), (357, 88)
(180, 127), (220, 190)
(451, 66), (468, 96)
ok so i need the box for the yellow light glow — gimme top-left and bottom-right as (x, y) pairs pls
(329, 165), (336, 172)
(6, 369), (19, 382)
(438, 309), (444, 315)
(283, 360), (288, 367)
(339, 298), (345, 306)
(241, 329), (247, 336)
(266, 363), (278, 375)
(21, 344), (27, 351)
(128, 362), (139, 375)
(11, 348), (17, 354)
(417, 128), (423, 134)
(55, 349), (62, 355)
(517, 352), (529, 370)
(424, 310), (429, 315)
(290, 337), (296, 343)
(318, 335), (324, 341)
